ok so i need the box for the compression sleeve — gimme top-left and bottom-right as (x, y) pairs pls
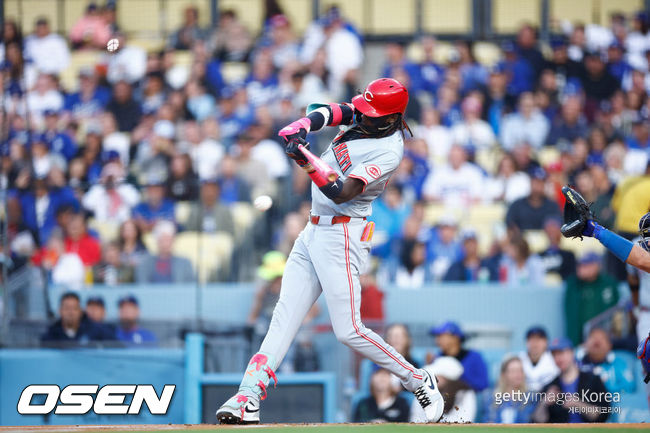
(594, 225), (635, 263)
(306, 102), (355, 132)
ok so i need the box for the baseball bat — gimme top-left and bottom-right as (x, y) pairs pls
(298, 144), (338, 182)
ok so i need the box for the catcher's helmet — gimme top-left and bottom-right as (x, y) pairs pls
(639, 211), (650, 251)
(352, 78), (408, 117)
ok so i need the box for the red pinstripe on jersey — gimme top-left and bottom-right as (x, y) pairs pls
(343, 223), (422, 380)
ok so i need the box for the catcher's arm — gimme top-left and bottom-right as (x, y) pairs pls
(627, 245), (650, 273)
(561, 185), (638, 266)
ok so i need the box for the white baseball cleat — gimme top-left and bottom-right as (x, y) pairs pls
(216, 394), (260, 424)
(413, 370), (444, 423)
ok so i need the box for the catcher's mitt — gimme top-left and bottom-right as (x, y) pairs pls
(561, 185), (594, 239)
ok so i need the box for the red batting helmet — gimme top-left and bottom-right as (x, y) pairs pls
(352, 78), (409, 117)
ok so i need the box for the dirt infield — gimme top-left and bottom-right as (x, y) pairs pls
(1, 424), (648, 433)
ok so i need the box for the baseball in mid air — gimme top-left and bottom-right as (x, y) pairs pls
(107, 38), (119, 52)
(254, 195), (273, 211)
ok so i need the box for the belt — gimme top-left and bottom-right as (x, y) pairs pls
(310, 215), (366, 225)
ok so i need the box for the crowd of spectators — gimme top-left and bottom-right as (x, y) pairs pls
(2, 3), (650, 294)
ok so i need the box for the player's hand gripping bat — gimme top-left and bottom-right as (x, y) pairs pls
(297, 143), (338, 187)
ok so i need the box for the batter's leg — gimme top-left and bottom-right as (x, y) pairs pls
(217, 225), (322, 424)
(310, 222), (423, 391)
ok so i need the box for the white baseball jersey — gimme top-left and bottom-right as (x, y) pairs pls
(311, 128), (404, 217)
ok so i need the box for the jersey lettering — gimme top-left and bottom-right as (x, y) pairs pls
(332, 142), (352, 173)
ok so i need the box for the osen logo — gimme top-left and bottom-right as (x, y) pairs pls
(17, 384), (175, 415)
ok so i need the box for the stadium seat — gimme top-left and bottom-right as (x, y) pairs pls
(421, 0), (472, 34)
(230, 202), (256, 241)
(278, 0), (313, 34)
(129, 38), (166, 53)
(164, 0), (211, 32)
(599, 0), (644, 26)
(174, 201), (192, 227)
(87, 219), (119, 243)
(472, 222), (497, 256)
(423, 204), (459, 225)
(560, 236), (606, 257)
(537, 147), (561, 167)
(221, 62), (250, 85)
(475, 147), (504, 175)
(63, 0), (87, 35)
(473, 42), (502, 67)
(523, 229), (550, 254)
(544, 273), (563, 286)
(220, 0), (263, 34)
(118, 0), (161, 36)
(172, 231), (234, 283)
(433, 42), (457, 65)
(550, 0), (595, 26)
(143, 232), (156, 253)
(468, 204), (507, 224)
(368, 0), (416, 35)
(492, 0), (540, 34)
(321, 1), (366, 33)
(60, 50), (102, 92)
(406, 40), (456, 65)
(7, 0), (60, 33)
(173, 50), (194, 68)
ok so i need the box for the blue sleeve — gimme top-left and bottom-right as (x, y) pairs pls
(461, 351), (490, 391)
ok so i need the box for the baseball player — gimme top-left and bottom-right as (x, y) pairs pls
(216, 78), (444, 424)
(628, 216), (650, 343)
(562, 188), (650, 400)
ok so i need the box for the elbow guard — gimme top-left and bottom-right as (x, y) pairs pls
(319, 179), (343, 200)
